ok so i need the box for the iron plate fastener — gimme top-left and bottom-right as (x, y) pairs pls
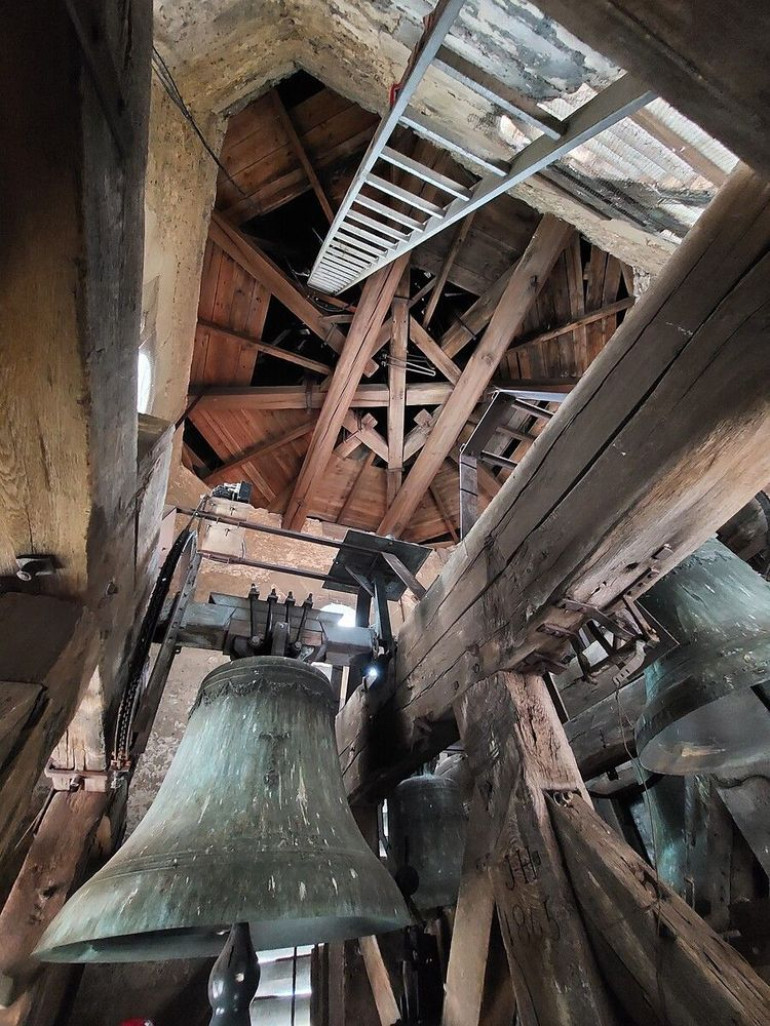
(15, 554), (58, 581)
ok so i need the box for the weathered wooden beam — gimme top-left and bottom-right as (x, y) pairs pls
(284, 256), (409, 530)
(202, 417), (317, 486)
(531, 0), (770, 182)
(338, 451), (376, 525)
(403, 409), (438, 462)
(549, 791), (770, 1025)
(440, 263), (515, 358)
(358, 937), (400, 1026)
(423, 213), (475, 327)
(379, 216), (571, 536)
(197, 318), (332, 375)
(715, 773), (770, 878)
(337, 165), (770, 805)
(271, 90), (335, 225)
(456, 671), (617, 1025)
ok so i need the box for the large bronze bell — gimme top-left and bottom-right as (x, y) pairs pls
(636, 538), (770, 775)
(388, 775), (466, 913)
(36, 657), (409, 962)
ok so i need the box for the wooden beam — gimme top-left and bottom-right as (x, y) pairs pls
(209, 212), (377, 375)
(531, 0), (770, 182)
(0, 791), (107, 1015)
(428, 481), (459, 544)
(456, 671), (616, 1025)
(509, 296), (635, 352)
(192, 382), (454, 410)
(379, 216), (571, 537)
(358, 937), (400, 1026)
(202, 417), (317, 486)
(387, 272), (409, 506)
(403, 409), (437, 462)
(197, 318), (332, 375)
(271, 90), (335, 224)
(337, 165), (770, 806)
(564, 677), (646, 779)
(440, 264), (516, 358)
(549, 791), (770, 1025)
(440, 793), (497, 1026)
(342, 412), (389, 462)
(423, 213), (475, 327)
(284, 255), (409, 530)
(631, 109), (729, 188)
(409, 317), (462, 384)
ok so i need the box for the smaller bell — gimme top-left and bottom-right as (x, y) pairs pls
(388, 775), (466, 913)
(636, 538), (770, 775)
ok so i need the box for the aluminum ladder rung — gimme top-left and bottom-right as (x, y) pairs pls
(379, 146), (472, 200)
(353, 194), (426, 231)
(339, 220), (398, 250)
(346, 208), (411, 240)
(365, 173), (447, 217)
(400, 107), (507, 177)
(336, 229), (392, 258)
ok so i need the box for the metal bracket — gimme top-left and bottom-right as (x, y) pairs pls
(44, 763), (111, 793)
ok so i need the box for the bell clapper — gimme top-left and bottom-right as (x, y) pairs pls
(208, 922), (260, 1026)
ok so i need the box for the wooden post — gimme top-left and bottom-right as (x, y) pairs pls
(456, 671), (618, 1025)
(548, 791), (770, 1025)
(441, 793), (497, 1026)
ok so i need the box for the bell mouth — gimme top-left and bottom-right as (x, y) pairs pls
(35, 913), (408, 964)
(636, 685), (770, 775)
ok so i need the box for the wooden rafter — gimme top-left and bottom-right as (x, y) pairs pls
(509, 297), (635, 353)
(403, 409), (438, 461)
(283, 255), (410, 530)
(209, 212), (378, 376)
(440, 263), (516, 358)
(202, 417), (317, 487)
(379, 215), (572, 537)
(423, 212), (476, 327)
(337, 450), (376, 524)
(197, 318), (332, 376)
(428, 481), (458, 543)
(271, 90), (335, 224)
(409, 317), (462, 383)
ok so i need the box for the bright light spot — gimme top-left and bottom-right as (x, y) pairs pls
(365, 665), (380, 683)
(137, 349), (152, 414)
(321, 602), (356, 627)
(498, 113), (526, 147)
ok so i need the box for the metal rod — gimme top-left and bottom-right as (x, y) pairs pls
(199, 550), (336, 587)
(479, 449), (518, 470)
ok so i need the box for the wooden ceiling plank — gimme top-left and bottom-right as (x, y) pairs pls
(198, 318), (332, 376)
(283, 255), (411, 530)
(271, 90), (335, 225)
(338, 450), (377, 525)
(508, 297), (635, 355)
(209, 212), (378, 376)
(202, 417), (317, 487)
(409, 316), (461, 383)
(423, 212), (476, 327)
(379, 216), (572, 537)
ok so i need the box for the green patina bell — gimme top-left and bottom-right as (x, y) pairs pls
(36, 657), (409, 963)
(388, 774), (466, 913)
(636, 538), (770, 775)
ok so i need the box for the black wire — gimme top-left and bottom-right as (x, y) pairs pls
(151, 46), (248, 199)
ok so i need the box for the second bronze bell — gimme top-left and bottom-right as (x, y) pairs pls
(36, 656), (410, 963)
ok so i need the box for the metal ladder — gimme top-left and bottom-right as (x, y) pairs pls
(307, 0), (655, 295)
